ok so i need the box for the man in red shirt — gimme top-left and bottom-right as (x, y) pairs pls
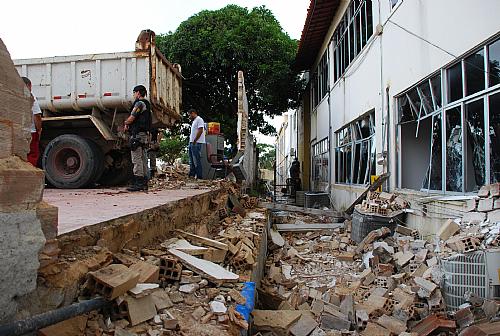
(22, 77), (42, 166)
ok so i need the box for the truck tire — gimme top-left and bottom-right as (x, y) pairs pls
(43, 135), (100, 189)
(99, 150), (133, 186)
(86, 139), (105, 186)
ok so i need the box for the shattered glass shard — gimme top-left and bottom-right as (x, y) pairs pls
(446, 107), (463, 192)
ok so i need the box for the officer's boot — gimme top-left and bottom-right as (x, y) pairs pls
(127, 175), (142, 192)
(142, 176), (149, 191)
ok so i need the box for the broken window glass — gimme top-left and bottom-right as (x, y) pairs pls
(335, 111), (374, 185)
(465, 49), (485, 96)
(489, 92), (500, 182)
(446, 107), (463, 192)
(488, 39), (500, 87)
(465, 99), (486, 191)
(407, 88), (421, 120)
(417, 81), (433, 116)
(430, 74), (442, 109)
(447, 62), (463, 103)
(398, 95), (413, 123)
(423, 113), (443, 190)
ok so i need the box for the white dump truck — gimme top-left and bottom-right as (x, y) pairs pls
(14, 30), (182, 188)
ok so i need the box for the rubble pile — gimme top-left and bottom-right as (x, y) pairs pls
(39, 189), (265, 336)
(437, 183), (500, 254)
(359, 191), (410, 217)
(256, 186), (500, 335)
(148, 163), (229, 191)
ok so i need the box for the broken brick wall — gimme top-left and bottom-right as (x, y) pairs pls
(0, 38), (46, 323)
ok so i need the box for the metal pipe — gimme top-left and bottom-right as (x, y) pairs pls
(0, 297), (109, 336)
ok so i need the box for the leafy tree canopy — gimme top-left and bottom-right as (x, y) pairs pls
(257, 143), (275, 170)
(157, 5), (303, 149)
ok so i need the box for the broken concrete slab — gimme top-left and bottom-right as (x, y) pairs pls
(462, 211), (487, 224)
(162, 238), (209, 255)
(129, 261), (159, 283)
(38, 314), (88, 336)
(252, 310), (302, 334)
(488, 209), (500, 223)
(269, 228), (285, 248)
(436, 219), (460, 241)
(361, 322), (391, 335)
(168, 249), (239, 283)
(150, 289), (173, 310)
(128, 283), (159, 296)
(320, 313), (351, 330)
(478, 198), (494, 212)
(290, 312), (318, 336)
(121, 294), (157, 326)
(377, 314), (407, 334)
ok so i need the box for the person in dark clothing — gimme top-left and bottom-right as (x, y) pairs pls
(124, 85), (151, 191)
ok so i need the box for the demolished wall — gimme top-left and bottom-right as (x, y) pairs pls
(0, 38), (46, 323)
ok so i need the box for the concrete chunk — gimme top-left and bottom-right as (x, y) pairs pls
(290, 313), (318, 336)
(253, 310), (302, 333)
(488, 209), (500, 223)
(320, 313), (351, 330)
(478, 198), (494, 212)
(462, 211), (486, 224)
(129, 261), (159, 283)
(377, 314), (407, 334)
(436, 219), (460, 241)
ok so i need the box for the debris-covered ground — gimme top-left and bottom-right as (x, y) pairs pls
(35, 179), (500, 335)
(254, 183), (500, 336)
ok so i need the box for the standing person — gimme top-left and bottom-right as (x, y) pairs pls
(188, 108), (206, 179)
(148, 128), (162, 178)
(124, 85), (151, 191)
(21, 77), (42, 167)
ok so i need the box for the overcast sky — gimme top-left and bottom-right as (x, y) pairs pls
(0, 0), (307, 143)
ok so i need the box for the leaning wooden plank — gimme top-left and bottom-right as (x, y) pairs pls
(168, 249), (239, 282)
(175, 230), (228, 250)
(275, 223), (344, 231)
(344, 173), (390, 215)
(259, 202), (339, 216)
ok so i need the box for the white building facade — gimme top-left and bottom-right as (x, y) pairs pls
(295, 0), (500, 235)
(275, 111), (299, 187)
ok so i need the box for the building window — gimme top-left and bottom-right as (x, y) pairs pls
(397, 36), (500, 193)
(312, 137), (330, 190)
(335, 111), (375, 185)
(332, 0), (373, 84)
(312, 51), (329, 108)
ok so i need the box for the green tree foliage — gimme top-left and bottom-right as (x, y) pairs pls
(158, 134), (188, 165)
(157, 5), (303, 150)
(257, 143), (275, 170)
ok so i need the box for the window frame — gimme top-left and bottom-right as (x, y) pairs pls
(396, 35), (500, 193)
(334, 111), (376, 185)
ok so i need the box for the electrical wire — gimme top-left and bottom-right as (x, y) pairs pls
(387, 18), (500, 82)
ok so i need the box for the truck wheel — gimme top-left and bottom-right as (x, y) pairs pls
(42, 135), (99, 189)
(86, 139), (105, 185)
(99, 150), (133, 186)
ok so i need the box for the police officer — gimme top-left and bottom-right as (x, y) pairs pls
(124, 85), (151, 191)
